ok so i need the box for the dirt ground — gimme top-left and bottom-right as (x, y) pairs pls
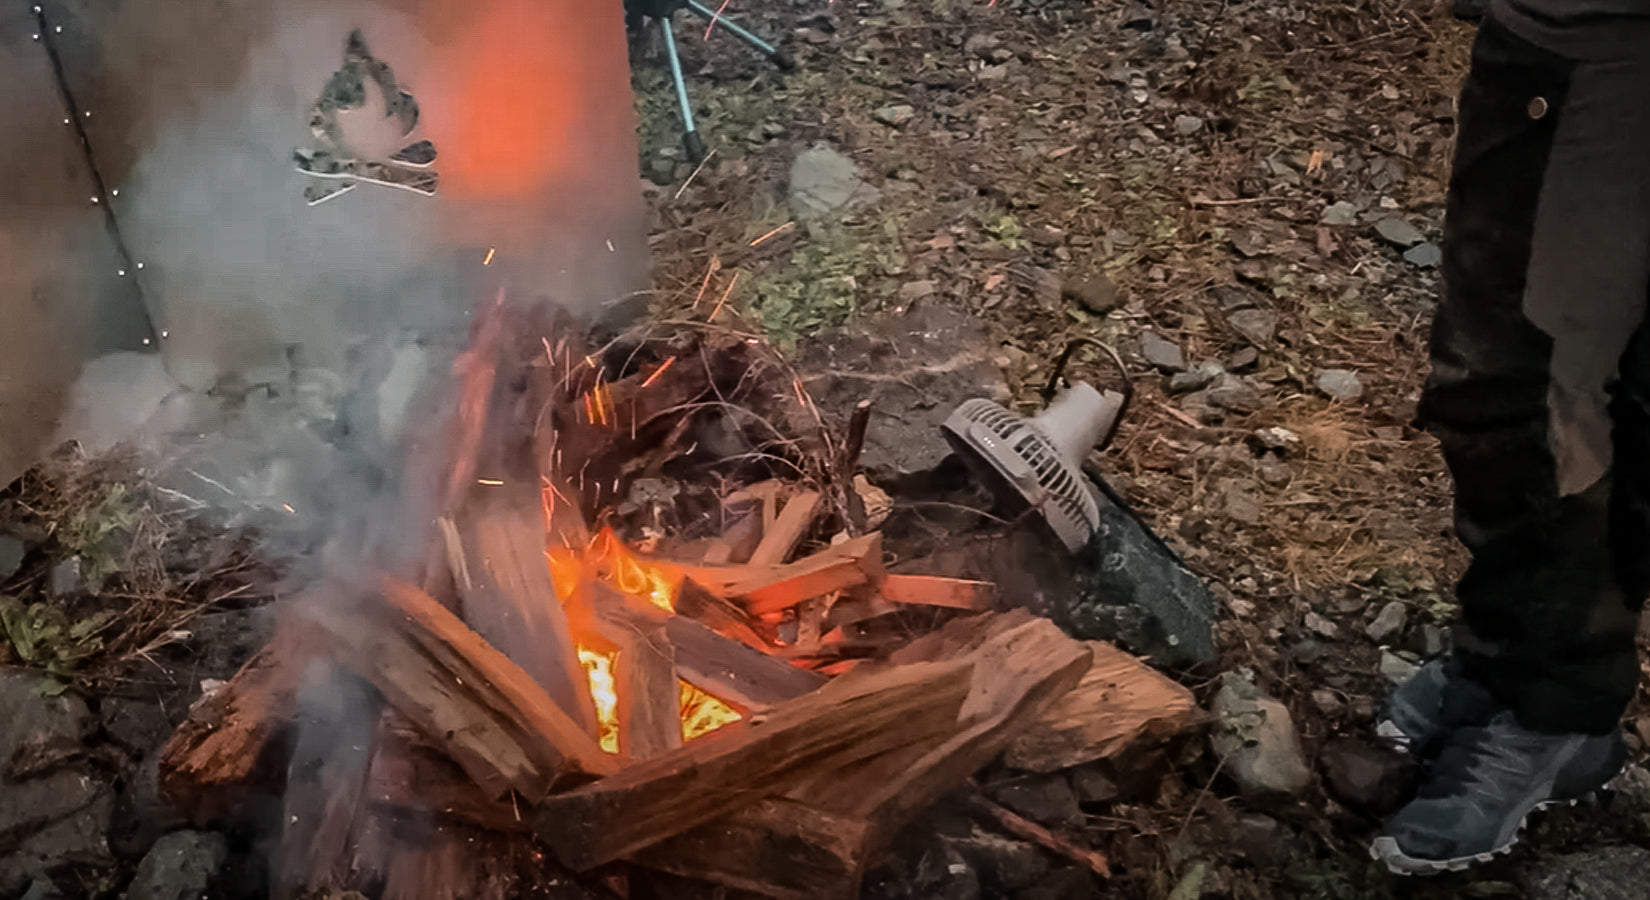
(630, 0), (1650, 897)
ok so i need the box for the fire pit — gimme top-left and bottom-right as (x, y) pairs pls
(153, 294), (1201, 899)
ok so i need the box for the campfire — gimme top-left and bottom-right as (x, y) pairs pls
(154, 294), (1201, 899)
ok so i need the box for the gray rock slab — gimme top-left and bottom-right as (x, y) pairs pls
(126, 831), (229, 900)
(790, 143), (880, 222)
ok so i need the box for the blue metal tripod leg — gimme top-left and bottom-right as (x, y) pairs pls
(681, 1), (796, 70)
(658, 16), (707, 162)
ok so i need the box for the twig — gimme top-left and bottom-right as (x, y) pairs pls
(840, 399), (873, 474)
(967, 793), (1111, 879)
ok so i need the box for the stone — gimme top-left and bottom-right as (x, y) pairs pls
(795, 306), (1009, 488)
(1168, 361), (1223, 394)
(789, 143), (879, 222)
(1304, 611), (1338, 638)
(1015, 868), (1095, 900)
(125, 831), (229, 900)
(1209, 670), (1312, 797)
(1226, 307), (1278, 346)
(988, 773), (1081, 826)
(0, 535), (23, 580)
(1316, 368), (1364, 401)
(1068, 763), (1119, 805)
(1174, 115), (1204, 135)
(1318, 737), (1416, 816)
(1226, 346), (1260, 371)
(20, 879), (65, 900)
(898, 280), (937, 302)
(0, 791), (113, 896)
(946, 828), (1050, 893)
(1223, 483), (1262, 525)
(874, 104), (916, 127)
(1403, 242), (1442, 268)
(1230, 813), (1291, 868)
(1374, 216), (1425, 247)
(186, 607), (276, 682)
(1380, 649), (1422, 684)
(1321, 201), (1358, 226)
(1255, 456), (1292, 487)
(1253, 426), (1300, 452)
(1525, 846), (1650, 900)
(1062, 274), (1120, 315)
(100, 697), (172, 756)
(1291, 639), (1325, 665)
(110, 754), (188, 860)
(1365, 601), (1408, 643)
(1140, 331), (1185, 371)
(863, 834), (981, 900)
(48, 558), (82, 597)
(1422, 623), (1448, 657)
(964, 33), (1001, 60)
(1310, 689), (1344, 716)
(1206, 373), (1265, 413)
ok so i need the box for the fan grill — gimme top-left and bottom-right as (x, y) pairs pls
(945, 398), (1101, 551)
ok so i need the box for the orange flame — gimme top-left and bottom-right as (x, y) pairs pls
(578, 646), (620, 754)
(680, 680), (742, 740)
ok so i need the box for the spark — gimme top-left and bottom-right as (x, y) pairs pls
(708, 270), (741, 320)
(793, 377), (808, 406)
(483, 247), (496, 266)
(674, 149), (717, 200)
(583, 391), (596, 424)
(703, 0), (733, 40)
(606, 239), (615, 252)
(541, 336), (554, 363)
(281, 504), (295, 514)
(641, 356), (678, 388)
(477, 478), (503, 486)
(749, 221), (795, 246)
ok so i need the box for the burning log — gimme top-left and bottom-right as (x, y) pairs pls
(732, 532), (885, 617)
(533, 654), (979, 871)
(747, 489), (821, 566)
(307, 576), (618, 801)
(157, 618), (316, 817)
(451, 479), (598, 736)
(592, 581), (825, 711)
(608, 619), (682, 762)
(672, 578), (770, 650)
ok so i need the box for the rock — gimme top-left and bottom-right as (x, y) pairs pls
(1068, 763), (1119, 805)
(48, 558), (82, 597)
(1226, 308), (1278, 346)
(1321, 201), (1358, 226)
(1304, 611), (1339, 638)
(1174, 115), (1204, 135)
(1253, 426), (1300, 452)
(1206, 373), (1264, 413)
(789, 143), (879, 222)
(0, 789), (113, 895)
(110, 754), (188, 859)
(874, 104), (916, 127)
(898, 280), (937, 302)
(20, 879), (65, 900)
(1318, 737), (1417, 816)
(0, 673), (109, 893)
(964, 33), (1001, 60)
(1291, 639), (1325, 665)
(1209, 670), (1312, 797)
(1169, 361), (1223, 394)
(864, 833), (981, 900)
(1140, 331), (1185, 371)
(1380, 649), (1421, 684)
(1062, 274), (1120, 315)
(0, 670), (95, 765)
(0, 535), (23, 580)
(125, 831), (229, 900)
(1223, 483), (1262, 525)
(946, 829), (1050, 893)
(1524, 846), (1650, 900)
(1015, 868), (1095, 900)
(795, 306), (1008, 488)
(1316, 368), (1364, 401)
(1374, 217), (1425, 247)
(1230, 813), (1291, 868)
(1226, 346), (1260, 371)
(1256, 456), (1292, 486)
(988, 774), (1081, 826)
(1403, 242), (1442, 268)
(99, 697), (171, 756)
(1365, 601), (1409, 643)
(1422, 623), (1448, 657)
(1179, 391), (1222, 425)
(1310, 689), (1344, 716)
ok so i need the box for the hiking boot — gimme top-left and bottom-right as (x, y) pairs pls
(1377, 656), (1498, 757)
(1370, 711), (1627, 875)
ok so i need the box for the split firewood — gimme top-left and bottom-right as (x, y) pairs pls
(534, 654), (978, 871)
(732, 532), (885, 617)
(879, 573), (997, 611)
(592, 582), (824, 711)
(823, 594), (898, 630)
(725, 480), (784, 532)
(791, 616), (1093, 832)
(672, 577), (770, 650)
(367, 718), (527, 833)
(1001, 640), (1205, 773)
(610, 620), (682, 762)
(157, 617), (316, 816)
(452, 479), (598, 737)
(275, 670), (382, 900)
(306, 576), (617, 802)
(628, 798), (876, 900)
(747, 489), (821, 566)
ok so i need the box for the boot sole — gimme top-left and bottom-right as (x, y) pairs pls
(1369, 768), (1628, 875)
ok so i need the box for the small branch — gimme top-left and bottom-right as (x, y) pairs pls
(840, 399), (873, 475)
(966, 792), (1112, 879)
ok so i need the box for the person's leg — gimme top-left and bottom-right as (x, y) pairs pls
(1372, 16), (1648, 873)
(1422, 23), (1649, 739)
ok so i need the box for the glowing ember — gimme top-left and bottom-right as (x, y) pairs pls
(680, 680), (742, 741)
(578, 646), (621, 755)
